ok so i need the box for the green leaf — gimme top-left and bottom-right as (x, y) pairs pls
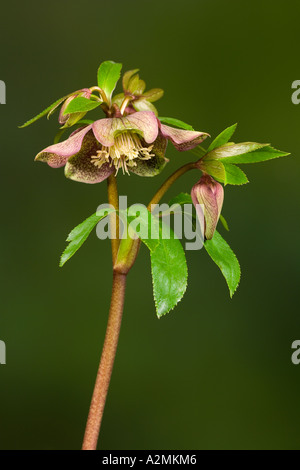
(97, 60), (122, 102)
(19, 94), (72, 128)
(123, 205), (160, 252)
(122, 69), (139, 91)
(133, 99), (158, 116)
(60, 208), (114, 267)
(223, 163), (249, 185)
(219, 214), (229, 231)
(217, 146), (290, 165)
(199, 159), (226, 182)
(151, 226), (188, 318)
(207, 124), (237, 152)
(205, 142), (269, 161)
(158, 117), (194, 131)
(63, 97), (101, 114)
(204, 230), (240, 297)
(142, 88), (164, 102)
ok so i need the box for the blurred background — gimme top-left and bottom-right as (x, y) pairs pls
(0, 0), (299, 450)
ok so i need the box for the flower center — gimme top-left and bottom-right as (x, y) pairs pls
(91, 132), (154, 175)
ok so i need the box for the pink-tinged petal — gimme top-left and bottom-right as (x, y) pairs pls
(130, 134), (168, 177)
(126, 111), (159, 143)
(92, 118), (116, 147)
(35, 125), (92, 168)
(191, 174), (224, 240)
(92, 111), (159, 147)
(64, 131), (114, 184)
(160, 124), (209, 151)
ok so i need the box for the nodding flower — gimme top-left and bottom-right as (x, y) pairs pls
(35, 111), (209, 184)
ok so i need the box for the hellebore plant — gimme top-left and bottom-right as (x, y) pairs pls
(21, 60), (289, 450)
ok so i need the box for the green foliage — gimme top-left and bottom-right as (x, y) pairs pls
(63, 97), (101, 114)
(97, 60), (122, 103)
(158, 117), (194, 130)
(150, 227), (188, 318)
(142, 89), (164, 102)
(223, 163), (248, 185)
(19, 94), (72, 128)
(60, 208), (115, 267)
(214, 145), (290, 164)
(204, 230), (240, 297)
(207, 123), (237, 152)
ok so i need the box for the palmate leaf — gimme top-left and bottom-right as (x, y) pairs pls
(97, 60), (122, 102)
(60, 208), (115, 267)
(19, 93), (73, 128)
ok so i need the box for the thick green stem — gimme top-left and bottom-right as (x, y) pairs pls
(82, 271), (127, 450)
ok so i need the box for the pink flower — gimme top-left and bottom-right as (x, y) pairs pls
(35, 111), (209, 184)
(191, 174), (224, 240)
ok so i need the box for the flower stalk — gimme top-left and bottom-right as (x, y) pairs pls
(82, 270), (127, 451)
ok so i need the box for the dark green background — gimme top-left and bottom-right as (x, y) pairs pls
(0, 0), (299, 450)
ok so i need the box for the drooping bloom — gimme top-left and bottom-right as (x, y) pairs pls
(191, 174), (224, 240)
(35, 111), (209, 184)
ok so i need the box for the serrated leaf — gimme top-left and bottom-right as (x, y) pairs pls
(223, 163), (249, 185)
(122, 205), (160, 252)
(19, 94), (72, 128)
(207, 124), (237, 152)
(63, 97), (101, 114)
(218, 146), (290, 165)
(151, 227), (188, 318)
(60, 208), (114, 267)
(205, 142), (269, 161)
(158, 117), (194, 131)
(204, 230), (240, 297)
(97, 60), (122, 102)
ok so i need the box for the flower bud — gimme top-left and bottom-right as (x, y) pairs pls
(59, 88), (91, 127)
(191, 174), (224, 240)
